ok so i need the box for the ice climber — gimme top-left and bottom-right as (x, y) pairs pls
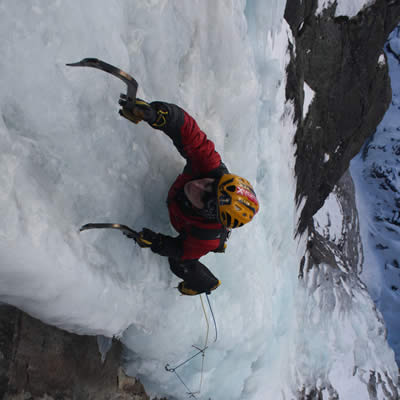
(118, 97), (259, 295)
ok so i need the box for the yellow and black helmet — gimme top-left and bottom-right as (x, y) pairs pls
(217, 174), (259, 229)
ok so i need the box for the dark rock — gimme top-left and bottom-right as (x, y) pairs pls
(284, 0), (400, 234)
(0, 306), (18, 398)
(0, 306), (155, 400)
(376, 243), (389, 250)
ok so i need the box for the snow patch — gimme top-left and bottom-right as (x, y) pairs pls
(316, 0), (374, 18)
(303, 81), (315, 119)
(313, 192), (343, 244)
(378, 54), (386, 67)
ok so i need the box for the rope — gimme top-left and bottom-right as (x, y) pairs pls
(165, 293), (218, 398)
(206, 294), (218, 343)
(197, 294), (209, 393)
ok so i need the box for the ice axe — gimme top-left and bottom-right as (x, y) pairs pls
(79, 223), (142, 241)
(66, 58), (138, 109)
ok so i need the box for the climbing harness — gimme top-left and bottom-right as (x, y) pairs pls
(165, 293), (217, 399)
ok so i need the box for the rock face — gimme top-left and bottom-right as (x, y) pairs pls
(0, 306), (153, 400)
(298, 171), (400, 399)
(350, 26), (400, 366)
(284, 0), (400, 234)
(299, 170), (363, 282)
(284, 1), (400, 396)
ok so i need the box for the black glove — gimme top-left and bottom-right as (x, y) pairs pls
(123, 228), (159, 248)
(118, 97), (157, 124)
(124, 228), (184, 258)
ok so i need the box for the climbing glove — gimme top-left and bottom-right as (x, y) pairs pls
(119, 97), (168, 128)
(131, 228), (159, 248)
(118, 96), (157, 124)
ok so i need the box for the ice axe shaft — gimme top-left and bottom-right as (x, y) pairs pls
(79, 223), (141, 241)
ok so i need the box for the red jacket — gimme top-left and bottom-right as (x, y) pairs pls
(150, 102), (228, 260)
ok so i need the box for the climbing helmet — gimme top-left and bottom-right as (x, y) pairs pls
(217, 174), (259, 228)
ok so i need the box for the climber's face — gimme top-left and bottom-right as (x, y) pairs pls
(184, 178), (216, 209)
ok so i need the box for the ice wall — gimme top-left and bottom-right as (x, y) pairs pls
(0, 1), (300, 399)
